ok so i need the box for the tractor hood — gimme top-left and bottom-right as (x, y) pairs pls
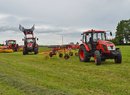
(98, 40), (116, 50)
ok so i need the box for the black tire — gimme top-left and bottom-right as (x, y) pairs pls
(94, 50), (101, 65)
(59, 53), (63, 58)
(49, 52), (53, 57)
(75, 52), (78, 56)
(23, 48), (27, 55)
(101, 58), (106, 62)
(14, 48), (18, 52)
(34, 48), (38, 54)
(78, 45), (90, 62)
(64, 54), (70, 60)
(115, 50), (122, 64)
(69, 52), (73, 56)
(15, 44), (19, 52)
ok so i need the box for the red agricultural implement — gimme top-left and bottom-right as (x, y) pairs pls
(48, 43), (79, 60)
(79, 29), (122, 65)
(5, 40), (19, 52)
(19, 25), (39, 55)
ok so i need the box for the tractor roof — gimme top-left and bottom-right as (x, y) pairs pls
(25, 37), (35, 39)
(83, 29), (105, 34)
(7, 40), (16, 41)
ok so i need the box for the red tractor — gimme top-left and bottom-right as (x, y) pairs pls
(5, 40), (19, 51)
(79, 29), (122, 65)
(19, 25), (39, 55)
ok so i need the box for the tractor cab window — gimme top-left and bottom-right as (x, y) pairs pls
(8, 41), (16, 44)
(27, 39), (34, 43)
(93, 32), (106, 42)
(86, 33), (92, 43)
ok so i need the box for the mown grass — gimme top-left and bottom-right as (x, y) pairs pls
(0, 46), (130, 95)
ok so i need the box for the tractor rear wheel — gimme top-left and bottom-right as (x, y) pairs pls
(15, 44), (19, 52)
(114, 50), (122, 64)
(94, 50), (101, 65)
(79, 45), (90, 62)
(14, 48), (18, 52)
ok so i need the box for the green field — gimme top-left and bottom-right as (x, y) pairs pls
(0, 46), (130, 95)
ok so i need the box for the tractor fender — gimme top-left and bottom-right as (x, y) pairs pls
(80, 44), (90, 51)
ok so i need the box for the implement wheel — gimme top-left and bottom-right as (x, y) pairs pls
(69, 52), (73, 56)
(59, 53), (63, 58)
(64, 54), (69, 60)
(49, 52), (53, 57)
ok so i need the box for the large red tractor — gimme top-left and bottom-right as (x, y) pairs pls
(5, 40), (19, 51)
(79, 29), (122, 65)
(19, 25), (38, 55)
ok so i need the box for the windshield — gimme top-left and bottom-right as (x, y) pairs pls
(93, 32), (106, 42)
(8, 41), (16, 44)
(27, 39), (34, 43)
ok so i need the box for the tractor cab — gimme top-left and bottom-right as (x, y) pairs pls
(79, 29), (122, 65)
(81, 30), (116, 52)
(82, 30), (107, 51)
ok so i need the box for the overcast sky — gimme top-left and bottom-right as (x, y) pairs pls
(0, 0), (130, 45)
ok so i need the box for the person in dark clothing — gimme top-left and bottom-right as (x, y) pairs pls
(89, 37), (92, 43)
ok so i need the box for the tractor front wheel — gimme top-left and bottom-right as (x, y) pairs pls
(79, 45), (90, 62)
(101, 58), (106, 62)
(34, 48), (38, 54)
(94, 50), (101, 65)
(23, 48), (27, 55)
(114, 50), (122, 64)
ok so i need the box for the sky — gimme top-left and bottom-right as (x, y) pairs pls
(0, 0), (130, 45)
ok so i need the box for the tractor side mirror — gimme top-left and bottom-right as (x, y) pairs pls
(110, 32), (112, 36)
(22, 39), (24, 41)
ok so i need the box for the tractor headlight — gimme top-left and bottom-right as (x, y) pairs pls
(107, 46), (115, 50)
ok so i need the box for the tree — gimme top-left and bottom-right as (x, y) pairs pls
(116, 19), (130, 44)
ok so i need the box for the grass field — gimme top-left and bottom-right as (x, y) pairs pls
(0, 46), (130, 95)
